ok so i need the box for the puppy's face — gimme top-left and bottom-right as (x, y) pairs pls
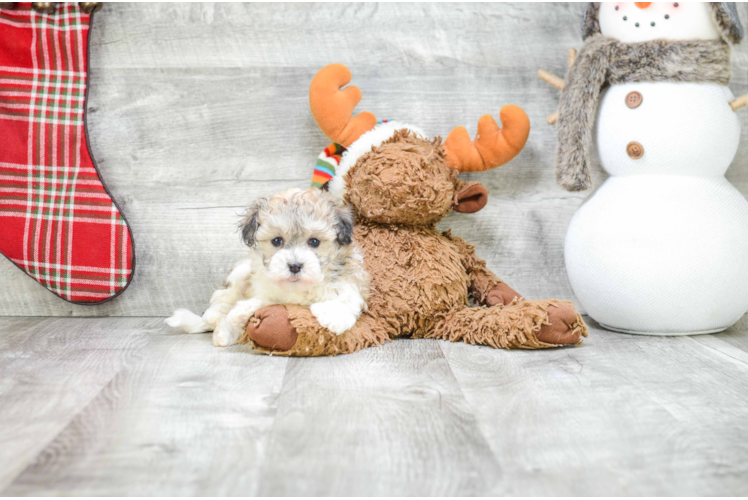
(240, 188), (353, 290)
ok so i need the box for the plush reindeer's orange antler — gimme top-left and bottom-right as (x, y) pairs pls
(443, 105), (531, 173)
(309, 64), (378, 148)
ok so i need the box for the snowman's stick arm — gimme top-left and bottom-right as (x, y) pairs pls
(538, 49), (576, 90)
(537, 69), (564, 90)
(537, 72), (562, 124)
(538, 49), (576, 126)
(730, 94), (748, 112)
(568, 48), (577, 68)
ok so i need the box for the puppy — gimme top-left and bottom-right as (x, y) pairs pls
(167, 188), (370, 347)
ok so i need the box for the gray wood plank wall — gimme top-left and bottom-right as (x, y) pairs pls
(1, 2), (747, 317)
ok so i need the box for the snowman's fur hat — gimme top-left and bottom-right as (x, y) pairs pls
(582, 3), (744, 45)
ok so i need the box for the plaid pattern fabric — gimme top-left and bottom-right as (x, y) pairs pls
(0, 3), (134, 303)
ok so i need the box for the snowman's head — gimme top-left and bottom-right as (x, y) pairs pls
(583, 2), (743, 44)
(600, 3), (720, 42)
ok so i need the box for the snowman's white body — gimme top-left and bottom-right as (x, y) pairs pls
(564, 3), (748, 334)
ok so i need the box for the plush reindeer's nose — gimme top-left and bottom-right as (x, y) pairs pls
(635, 2), (652, 9)
(288, 262), (303, 274)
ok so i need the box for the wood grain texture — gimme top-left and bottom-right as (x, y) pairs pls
(257, 340), (501, 496)
(0, 317), (158, 491)
(2, 318), (287, 496)
(2, 316), (748, 495)
(440, 319), (748, 496)
(1, 2), (746, 316)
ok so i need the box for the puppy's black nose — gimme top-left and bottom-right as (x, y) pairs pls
(288, 262), (303, 274)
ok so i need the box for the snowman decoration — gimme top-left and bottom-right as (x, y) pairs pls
(539, 2), (748, 335)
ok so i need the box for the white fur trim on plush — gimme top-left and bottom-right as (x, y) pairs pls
(328, 121), (426, 199)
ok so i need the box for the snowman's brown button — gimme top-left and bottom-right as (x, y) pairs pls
(625, 91), (643, 108)
(626, 141), (644, 159)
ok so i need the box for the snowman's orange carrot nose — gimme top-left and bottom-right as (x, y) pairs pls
(635, 2), (652, 8)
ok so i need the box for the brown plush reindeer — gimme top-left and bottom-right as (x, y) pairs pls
(241, 64), (587, 356)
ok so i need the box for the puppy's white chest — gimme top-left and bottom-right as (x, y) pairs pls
(248, 272), (317, 306)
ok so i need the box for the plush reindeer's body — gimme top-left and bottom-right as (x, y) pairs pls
(241, 65), (587, 356)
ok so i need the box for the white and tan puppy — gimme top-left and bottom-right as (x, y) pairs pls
(167, 188), (369, 347)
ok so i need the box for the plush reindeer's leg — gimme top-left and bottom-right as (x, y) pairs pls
(442, 231), (522, 306)
(486, 283), (524, 307)
(441, 232), (585, 345)
(431, 300), (587, 349)
(241, 305), (391, 357)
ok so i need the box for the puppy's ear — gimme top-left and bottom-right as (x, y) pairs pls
(333, 203), (354, 246)
(239, 198), (267, 247)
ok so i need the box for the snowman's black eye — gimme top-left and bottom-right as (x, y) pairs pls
(623, 16), (627, 20)
(665, 14), (670, 19)
(651, 22), (655, 26)
(674, 2), (679, 6)
(635, 22), (640, 27)
(615, 5), (619, 10)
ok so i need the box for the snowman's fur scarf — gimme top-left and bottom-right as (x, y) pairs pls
(581, 3), (744, 45)
(556, 34), (731, 191)
(166, 188), (369, 347)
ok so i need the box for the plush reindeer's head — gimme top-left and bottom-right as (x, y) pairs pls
(309, 64), (530, 225)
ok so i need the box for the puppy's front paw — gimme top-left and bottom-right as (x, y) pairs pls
(225, 298), (262, 328)
(213, 299), (263, 347)
(203, 307), (226, 329)
(310, 301), (357, 335)
(226, 308), (252, 328)
(213, 322), (241, 347)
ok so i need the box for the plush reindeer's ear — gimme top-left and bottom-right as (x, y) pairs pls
(333, 203), (354, 245)
(454, 182), (489, 214)
(239, 198), (267, 247)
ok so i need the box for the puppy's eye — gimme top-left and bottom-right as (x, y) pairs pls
(271, 237), (283, 247)
(308, 238), (320, 248)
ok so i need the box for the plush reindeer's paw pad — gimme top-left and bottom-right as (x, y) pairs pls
(243, 305), (298, 351)
(310, 302), (356, 335)
(486, 283), (523, 307)
(538, 303), (587, 345)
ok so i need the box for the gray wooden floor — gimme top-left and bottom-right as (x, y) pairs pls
(1, 315), (748, 496)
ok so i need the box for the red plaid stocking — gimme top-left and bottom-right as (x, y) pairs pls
(0, 3), (134, 304)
